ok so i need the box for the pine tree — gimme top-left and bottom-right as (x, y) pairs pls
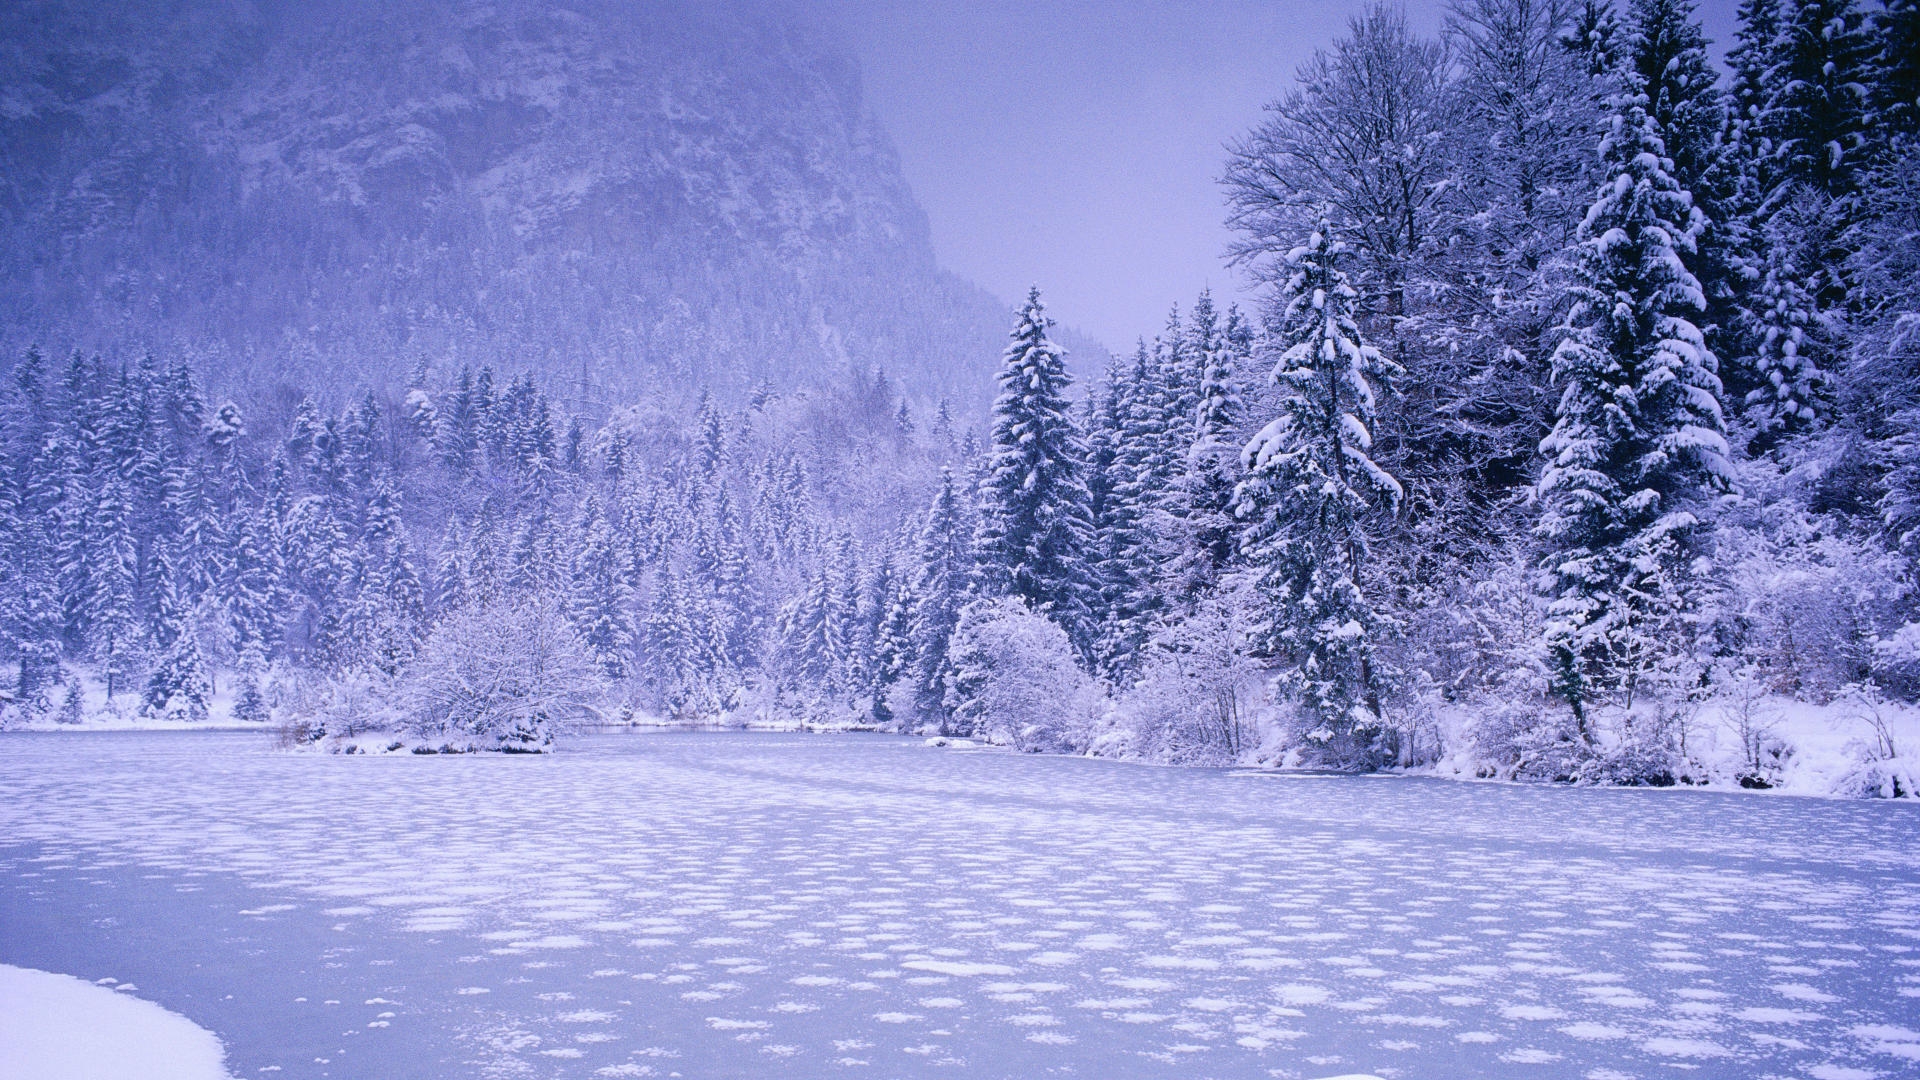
(1745, 210), (1834, 435)
(1178, 290), (1247, 585)
(88, 476), (141, 698)
(232, 675), (271, 723)
(1765, 0), (1878, 207)
(868, 558), (916, 729)
(1235, 222), (1403, 764)
(1876, 0), (1920, 136)
(909, 469), (973, 731)
(974, 288), (1098, 656)
(569, 497), (638, 678)
(1535, 83), (1731, 726)
(227, 505), (288, 668)
(142, 545), (212, 720)
(1094, 343), (1160, 673)
(1624, 0), (1738, 362)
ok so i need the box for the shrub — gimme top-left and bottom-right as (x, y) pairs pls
(944, 597), (1103, 753)
(398, 595), (609, 751)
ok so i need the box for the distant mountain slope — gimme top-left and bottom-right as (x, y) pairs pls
(0, 0), (1023, 405)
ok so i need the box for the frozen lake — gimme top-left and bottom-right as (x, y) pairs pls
(1, 731), (1917, 1080)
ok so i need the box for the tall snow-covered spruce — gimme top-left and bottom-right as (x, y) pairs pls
(1535, 80), (1731, 726)
(973, 288), (1098, 658)
(1235, 222), (1403, 768)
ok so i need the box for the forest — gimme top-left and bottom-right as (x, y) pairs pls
(2, 0), (1917, 795)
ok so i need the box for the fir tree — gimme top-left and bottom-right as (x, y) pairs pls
(909, 469), (973, 731)
(569, 497), (638, 678)
(1764, 0), (1878, 207)
(1235, 222), (1403, 765)
(1535, 84), (1732, 726)
(1875, 0), (1920, 135)
(88, 476), (141, 698)
(1169, 290), (1249, 596)
(142, 545), (212, 720)
(974, 288), (1098, 656)
(1745, 211), (1834, 436)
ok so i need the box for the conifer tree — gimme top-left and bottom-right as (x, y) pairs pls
(1169, 290), (1249, 596)
(909, 469), (973, 731)
(142, 544), (212, 720)
(1876, 0), (1920, 135)
(1765, 0), (1877, 207)
(1235, 222), (1403, 764)
(88, 476), (141, 698)
(1535, 83), (1731, 725)
(227, 506), (288, 668)
(569, 498), (637, 678)
(974, 288), (1098, 655)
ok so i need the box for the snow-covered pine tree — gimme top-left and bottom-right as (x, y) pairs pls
(695, 390), (727, 484)
(1095, 342), (1162, 675)
(232, 675), (271, 724)
(693, 483), (757, 666)
(1876, 0), (1920, 135)
(1535, 81), (1731, 726)
(1234, 221), (1404, 766)
(1745, 207), (1834, 436)
(88, 476), (142, 698)
(569, 497), (638, 679)
(909, 468), (973, 731)
(776, 562), (848, 697)
(1173, 290), (1248, 591)
(868, 556), (916, 729)
(973, 287), (1098, 656)
(226, 505), (287, 669)
(142, 545), (212, 720)
(1765, 0), (1878, 208)
(1624, 0), (1740, 365)
(641, 563), (702, 704)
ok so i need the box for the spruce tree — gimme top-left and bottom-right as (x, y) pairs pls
(1166, 290), (1250, 602)
(89, 476), (141, 698)
(142, 545), (212, 720)
(1765, 0), (1878, 207)
(974, 288), (1098, 656)
(1876, 0), (1920, 136)
(1536, 83), (1731, 725)
(909, 468), (973, 731)
(1234, 222), (1403, 765)
(569, 497), (638, 679)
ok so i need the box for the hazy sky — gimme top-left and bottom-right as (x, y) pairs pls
(834, 0), (1739, 351)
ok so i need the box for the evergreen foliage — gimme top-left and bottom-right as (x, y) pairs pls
(1235, 222), (1403, 764)
(1535, 82), (1730, 723)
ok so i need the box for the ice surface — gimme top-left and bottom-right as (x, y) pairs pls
(1, 730), (1917, 1079)
(0, 963), (233, 1079)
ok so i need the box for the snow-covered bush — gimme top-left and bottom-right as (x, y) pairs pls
(944, 597), (1103, 753)
(232, 675), (272, 724)
(1719, 674), (1789, 788)
(396, 596), (608, 751)
(1712, 458), (1915, 701)
(1110, 596), (1268, 765)
(1835, 683), (1919, 798)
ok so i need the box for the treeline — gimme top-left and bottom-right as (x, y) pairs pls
(3, 0), (1917, 782)
(932, 0), (1920, 778)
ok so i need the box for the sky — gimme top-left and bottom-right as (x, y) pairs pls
(832, 0), (1740, 352)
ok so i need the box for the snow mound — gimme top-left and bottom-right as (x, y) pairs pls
(0, 964), (232, 1079)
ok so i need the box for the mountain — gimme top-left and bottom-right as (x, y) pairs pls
(0, 0), (1028, 407)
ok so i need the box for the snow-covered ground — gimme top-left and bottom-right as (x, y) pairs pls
(0, 963), (233, 1079)
(1, 730), (1916, 1079)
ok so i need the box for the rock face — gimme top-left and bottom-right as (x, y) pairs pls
(0, 0), (1010, 402)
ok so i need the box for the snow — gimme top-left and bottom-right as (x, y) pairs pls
(1, 729), (1917, 1079)
(0, 964), (232, 1080)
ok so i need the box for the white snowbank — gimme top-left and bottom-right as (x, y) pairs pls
(0, 964), (233, 1080)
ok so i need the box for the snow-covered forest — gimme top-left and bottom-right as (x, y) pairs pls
(3, 0), (1919, 795)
